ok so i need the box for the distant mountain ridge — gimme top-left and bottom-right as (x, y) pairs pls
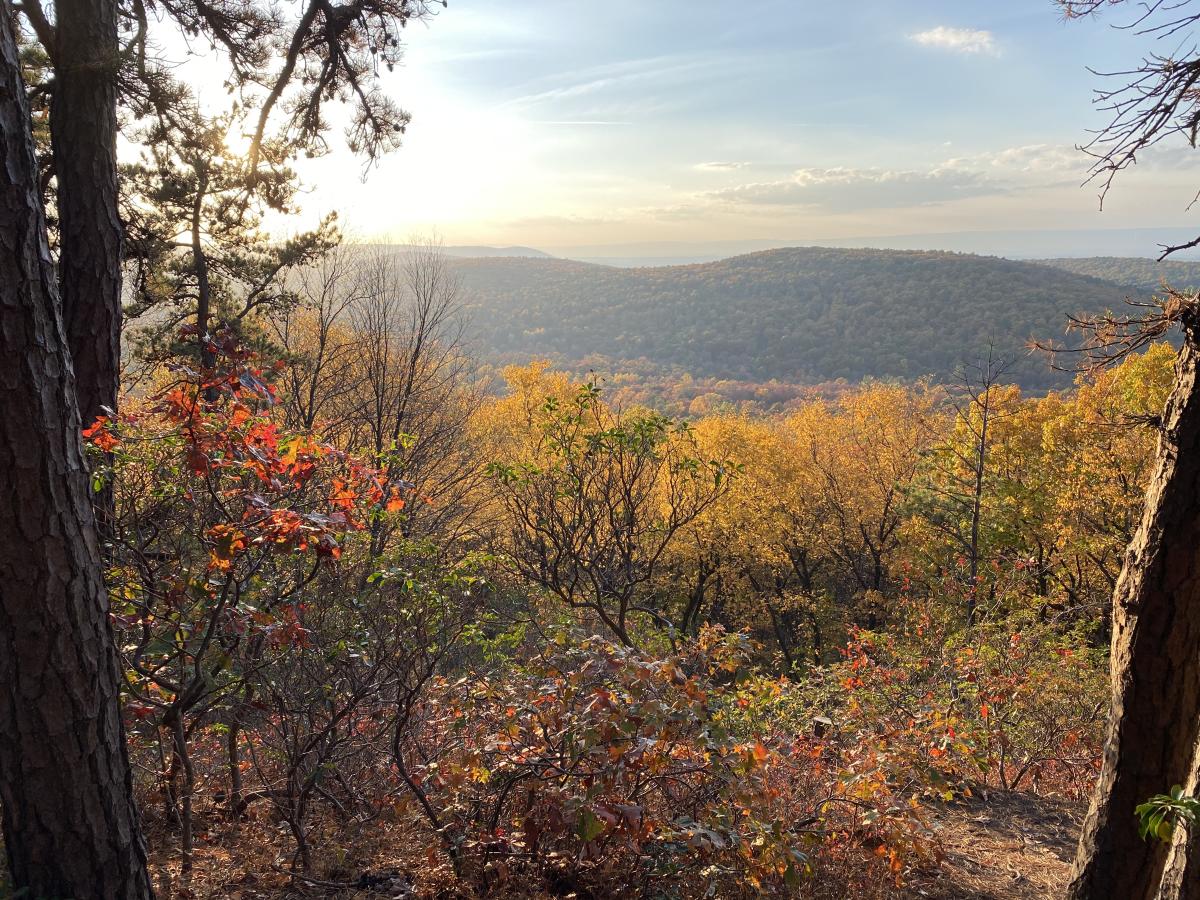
(538, 228), (1200, 266)
(451, 246), (1144, 392)
(443, 245), (555, 259)
(1035, 257), (1200, 293)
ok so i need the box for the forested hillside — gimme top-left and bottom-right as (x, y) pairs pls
(1037, 256), (1200, 292)
(454, 248), (1136, 391)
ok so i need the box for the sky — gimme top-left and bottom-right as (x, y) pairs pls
(180, 1), (1200, 255)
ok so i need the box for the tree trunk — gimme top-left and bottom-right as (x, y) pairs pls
(167, 709), (195, 873)
(0, 3), (153, 895)
(1069, 329), (1200, 900)
(967, 393), (989, 627)
(51, 0), (123, 431)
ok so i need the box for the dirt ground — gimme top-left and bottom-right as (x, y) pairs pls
(904, 791), (1084, 900)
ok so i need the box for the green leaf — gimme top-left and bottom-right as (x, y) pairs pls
(576, 807), (605, 843)
(783, 860), (802, 889)
(1157, 817), (1175, 843)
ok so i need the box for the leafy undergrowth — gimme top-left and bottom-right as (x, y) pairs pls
(130, 626), (937, 899)
(139, 789), (1083, 899)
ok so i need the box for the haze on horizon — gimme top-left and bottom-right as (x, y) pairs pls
(173, 0), (1200, 256)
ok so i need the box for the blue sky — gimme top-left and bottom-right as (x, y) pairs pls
(267, 0), (1200, 252)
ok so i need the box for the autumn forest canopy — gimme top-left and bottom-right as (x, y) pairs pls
(8, 1), (1200, 900)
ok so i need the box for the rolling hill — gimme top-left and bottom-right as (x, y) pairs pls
(1035, 257), (1200, 294)
(452, 247), (1143, 392)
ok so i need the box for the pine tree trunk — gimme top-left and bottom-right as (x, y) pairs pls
(1158, 820), (1200, 900)
(0, 3), (153, 896)
(1069, 329), (1200, 900)
(51, 0), (123, 431)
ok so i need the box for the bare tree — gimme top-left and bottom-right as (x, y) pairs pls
(346, 239), (483, 553)
(1060, 0), (1200, 258)
(912, 348), (1017, 626)
(271, 239), (485, 554)
(270, 245), (364, 436)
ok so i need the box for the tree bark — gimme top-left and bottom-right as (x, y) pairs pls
(1069, 327), (1200, 900)
(0, 3), (153, 896)
(51, 0), (123, 431)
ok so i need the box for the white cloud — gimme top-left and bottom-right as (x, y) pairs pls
(698, 145), (1095, 213)
(910, 26), (998, 56)
(504, 55), (706, 110)
(705, 166), (1004, 212)
(945, 144), (1081, 177)
(695, 161), (749, 172)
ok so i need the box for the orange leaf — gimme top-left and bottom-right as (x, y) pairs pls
(331, 478), (357, 511)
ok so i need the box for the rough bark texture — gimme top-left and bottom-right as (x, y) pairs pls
(0, 3), (153, 896)
(51, 0), (123, 430)
(1160, 822), (1200, 900)
(1069, 329), (1200, 900)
